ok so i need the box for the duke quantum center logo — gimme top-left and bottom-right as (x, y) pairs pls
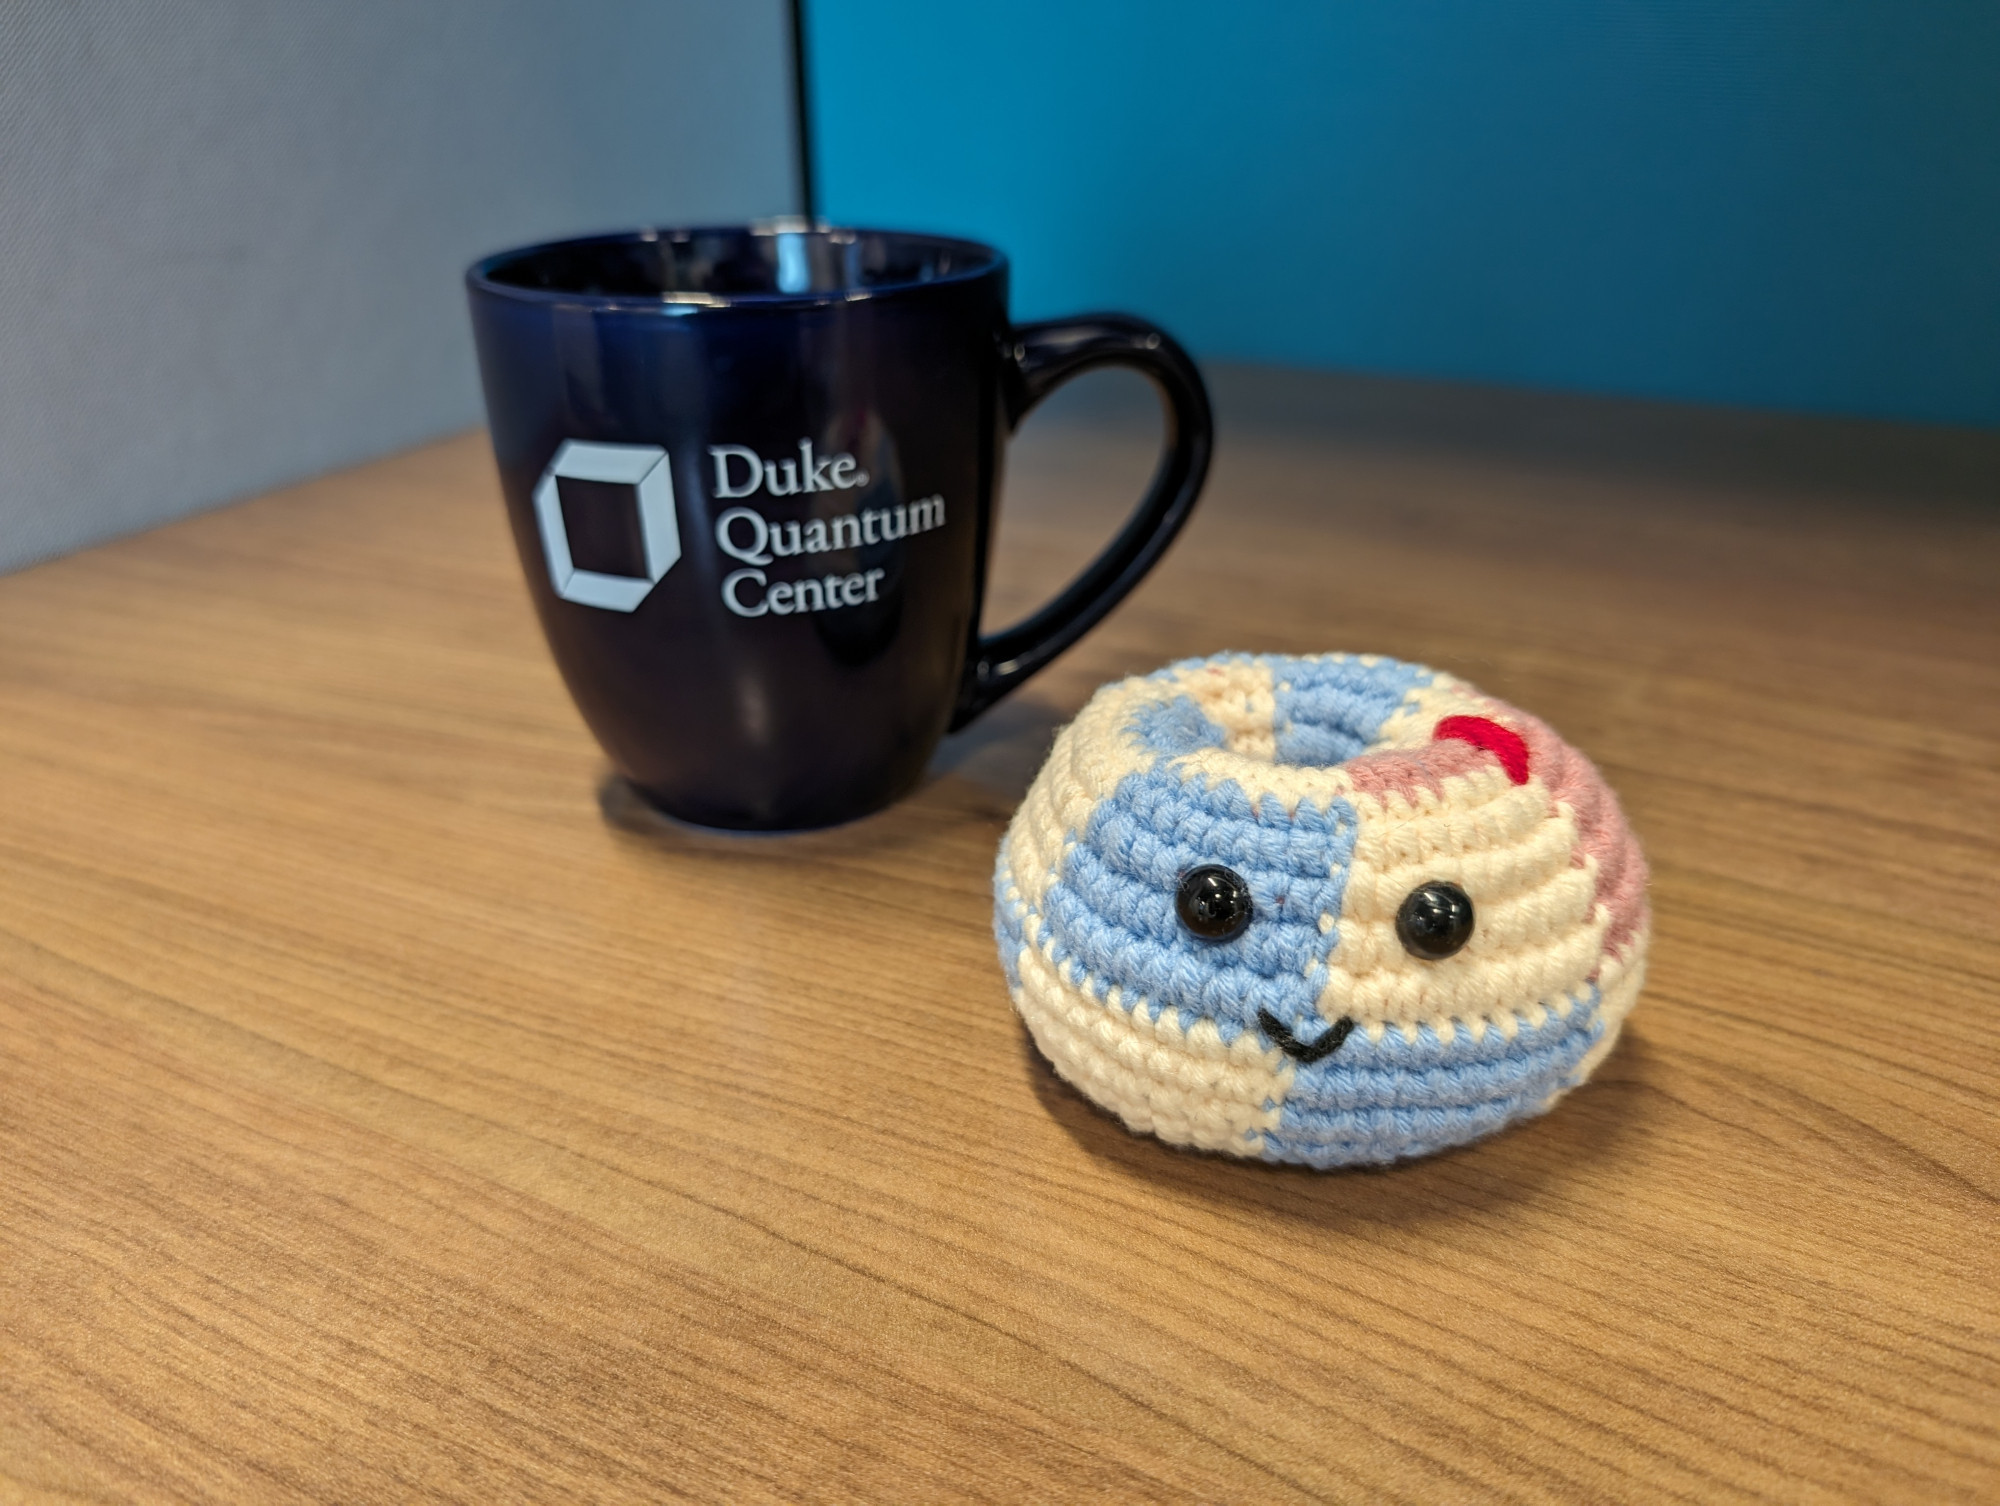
(532, 438), (944, 617)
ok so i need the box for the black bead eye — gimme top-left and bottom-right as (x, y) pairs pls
(1396, 881), (1475, 960)
(1176, 864), (1253, 942)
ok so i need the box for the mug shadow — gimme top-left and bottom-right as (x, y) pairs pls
(596, 770), (950, 862)
(923, 693), (1071, 810)
(596, 689), (1072, 858)
(1018, 1019), (1661, 1232)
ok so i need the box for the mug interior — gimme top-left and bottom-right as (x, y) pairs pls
(476, 225), (1000, 303)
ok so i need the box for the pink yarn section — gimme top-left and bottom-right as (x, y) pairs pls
(1341, 737), (1490, 803)
(1344, 699), (1650, 964)
(1488, 702), (1651, 958)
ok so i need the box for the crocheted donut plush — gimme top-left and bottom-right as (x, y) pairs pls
(993, 653), (1649, 1167)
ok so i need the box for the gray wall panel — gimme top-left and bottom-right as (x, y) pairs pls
(0, 1), (796, 573)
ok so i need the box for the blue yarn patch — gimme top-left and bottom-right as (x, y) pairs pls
(992, 841), (1028, 990)
(1269, 655), (1434, 766)
(1034, 766), (1360, 1044)
(1261, 992), (1603, 1166)
(1130, 694), (1229, 755)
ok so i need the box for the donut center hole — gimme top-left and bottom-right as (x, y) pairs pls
(1134, 662), (1423, 767)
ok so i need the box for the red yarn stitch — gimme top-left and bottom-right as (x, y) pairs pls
(1433, 715), (1531, 784)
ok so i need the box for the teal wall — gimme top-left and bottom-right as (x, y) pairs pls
(807, 2), (2000, 428)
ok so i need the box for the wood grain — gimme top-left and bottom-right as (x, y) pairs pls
(1, 369), (1995, 1503)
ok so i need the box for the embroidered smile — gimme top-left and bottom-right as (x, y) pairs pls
(1258, 1009), (1357, 1065)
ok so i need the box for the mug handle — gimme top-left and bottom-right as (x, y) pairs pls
(949, 314), (1214, 730)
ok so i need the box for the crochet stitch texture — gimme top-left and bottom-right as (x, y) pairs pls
(993, 653), (1650, 1167)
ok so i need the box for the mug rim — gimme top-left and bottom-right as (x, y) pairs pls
(465, 220), (1007, 312)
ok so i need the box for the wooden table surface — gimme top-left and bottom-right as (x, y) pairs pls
(2, 369), (1996, 1503)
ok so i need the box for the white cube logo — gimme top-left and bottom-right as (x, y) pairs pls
(533, 440), (680, 612)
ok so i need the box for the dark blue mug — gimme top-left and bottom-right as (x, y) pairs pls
(466, 224), (1211, 830)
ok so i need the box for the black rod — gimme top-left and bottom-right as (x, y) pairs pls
(789, 0), (817, 221)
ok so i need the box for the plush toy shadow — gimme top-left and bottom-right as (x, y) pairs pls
(994, 653), (1650, 1168)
